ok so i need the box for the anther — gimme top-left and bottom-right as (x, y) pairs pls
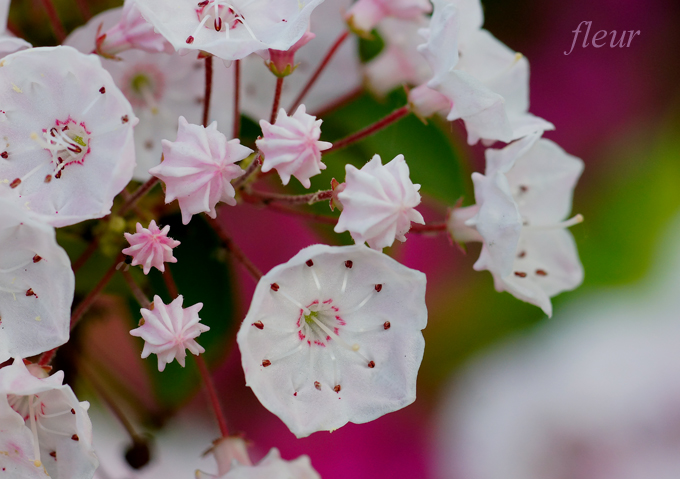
(44, 175), (52, 183)
(253, 321), (264, 330)
(345, 260), (353, 268)
(70, 408), (75, 414)
(71, 434), (79, 441)
(262, 359), (271, 367)
(26, 288), (35, 296)
(514, 272), (527, 278)
(198, 0), (209, 5)
(10, 178), (21, 188)
(1, 151), (7, 159)
(519, 185), (528, 193)
(99, 87), (106, 94)
(306, 259), (314, 267)
(186, 35), (195, 44)
(367, 361), (375, 368)
(384, 321), (391, 330)
(333, 385), (341, 393)
(33, 255), (42, 263)
(518, 251), (526, 258)
(535, 269), (548, 276)
(138, 318), (145, 326)
(375, 284), (382, 292)
(215, 17), (223, 31)
(314, 381), (321, 390)
(270, 283), (279, 291)
(121, 115), (129, 123)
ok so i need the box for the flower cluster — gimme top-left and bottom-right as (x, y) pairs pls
(0, 0), (587, 477)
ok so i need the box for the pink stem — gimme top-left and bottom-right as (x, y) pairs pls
(247, 189), (333, 205)
(326, 105), (410, 154)
(195, 355), (229, 437)
(119, 177), (160, 216)
(233, 60), (241, 139)
(39, 0), (67, 42)
(203, 55), (214, 127)
(410, 221), (448, 233)
(204, 215), (263, 281)
(270, 77), (284, 123)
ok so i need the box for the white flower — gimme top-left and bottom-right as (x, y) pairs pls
(335, 154), (425, 250)
(132, 0), (325, 62)
(345, 0), (432, 35)
(65, 8), (235, 181)
(256, 105), (332, 188)
(411, 0), (554, 145)
(237, 244), (427, 438)
(96, 0), (174, 57)
(122, 220), (181, 274)
(0, 0), (30, 58)
(455, 133), (584, 316)
(240, 0), (362, 122)
(149, 117), (250, 225)
(0, 46), (137, 227)
(0, 359), (98, 479)
(0, 197), (74, 363)
(130, 294), (209, 372)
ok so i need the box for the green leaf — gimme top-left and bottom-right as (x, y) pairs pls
(358, 29), (385, 63)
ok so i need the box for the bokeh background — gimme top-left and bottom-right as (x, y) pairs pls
(8, 0), (680, 477)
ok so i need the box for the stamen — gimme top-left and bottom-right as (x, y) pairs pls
(342, 292), (374, 315)
(310, 268), (321, 291)
(189, 15), (211, 42)
(0, 259), (33, 274)
(525, 214), (583, 231)
(341, 269), (349, 294)
(278, 289), (310, 315)
(307, 313), (371, 363)
(265, 342), (303, 363)
(39, 408), (75, 419)
(38, 421), (74, 437)
(28, 396), (42, 467)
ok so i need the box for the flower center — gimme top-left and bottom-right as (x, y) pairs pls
(186, 1), (257, 43)
(122, 65), (165, 113)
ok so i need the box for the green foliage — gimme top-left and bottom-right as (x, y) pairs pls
(358, 29), (385, 63)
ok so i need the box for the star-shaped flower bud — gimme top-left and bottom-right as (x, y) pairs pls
(266, 31), (315, 78)
(95, 0), (174, 58)
(199, 448), (320, 479)
(455, 133), (585, 316)
(335, 154), (425, 250)
(130, 295), (208, 372)
(66, 8), (235, 182)
(0, 197), (74, 363)
(0, 0), (30, 58)
(133, 0), (325, 62)
(237, 244), (427, 438)
(150, 116), (250, 225)
(0, 359), (98, 479)
(0, 46), (138, 227)
(256, 105), (332, 189)
(122, 220), (181, 275)
(345, 0), (432, 36)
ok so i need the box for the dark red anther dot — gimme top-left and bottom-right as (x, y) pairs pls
(368, 361), (375, 369)
(514, 272), (527, 278)
(384, 321), (391, 330)
(99, 86), (106, 94)
(1, 151), (7, 159)
(44, 174), (52, 183)
(121, 115), (129, 124)
(214, 17), (222, 31)
(374, 284), (382, 292)
(519, 185), (528, 193)
(49, 451), (56, 459)
(253, 321), (264, 330)
(33, 255), (42, 263)
(535, 269), (548, 276)
(25, 288), (35, 297)
(262, 359), (271, 367)
(333, 385), (341, 393)
(71, 408), (75, 414)
(71, 434), (79, 441)
(186, 35), (195, 44)
(518, 251), (526, 258)
(306, 259), (314, 267)
(55, 170), (62, 179)
(293, 392), (298, 396)
(345, 260), (353, 268)
(270, 283), (279, 291)
(9, 178), (21, 189)
(314, 381), (322, 390)
(198, 0), (209, 6)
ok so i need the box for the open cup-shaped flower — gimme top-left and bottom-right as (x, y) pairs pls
(237, 244), (427, 438)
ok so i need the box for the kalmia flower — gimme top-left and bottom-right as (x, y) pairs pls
(335, 154), (425, 250)
(0, 46), (137, 227)
(122, 220), (181, 274)
(149, 116), (250, 225)
(266, 31), (315, 78)
(256, 105), (332, 188)
(95, 0), (174, 58)
(0, 197), (74, 363)
(0, 0), (30, 58)
(345, 0), (432, 35)
(130, 294), (209, 372)
(133, 0), (325, 62)
(0, 359), (98, 479)
(66, 8), (235, 181)
(449, 133), (584, 316)
(237, 244), (427, 438)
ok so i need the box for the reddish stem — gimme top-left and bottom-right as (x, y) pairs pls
(247, 189), (333, 205)
(290, 30), (350, 111)
(72, 238), (100, 273)
(410, 221), (448, 233)
(202, 55), (214, 127)
(74, 0), (92, 21)
(311, 86), (363, 118)
(121, 270), (152, 308)
(233, 60), (241, 139)
(163, 268), (179, 298)
(119, 177), (160, 216)
(326, 106), (411, 154)
(270, 77), (284, 124)
(232, 152), (261, 190)
(204, 215), (263, 281)
(39, 0), (67, 42)
(266, 203), (338, 225)
(195, 355), (229, 437)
